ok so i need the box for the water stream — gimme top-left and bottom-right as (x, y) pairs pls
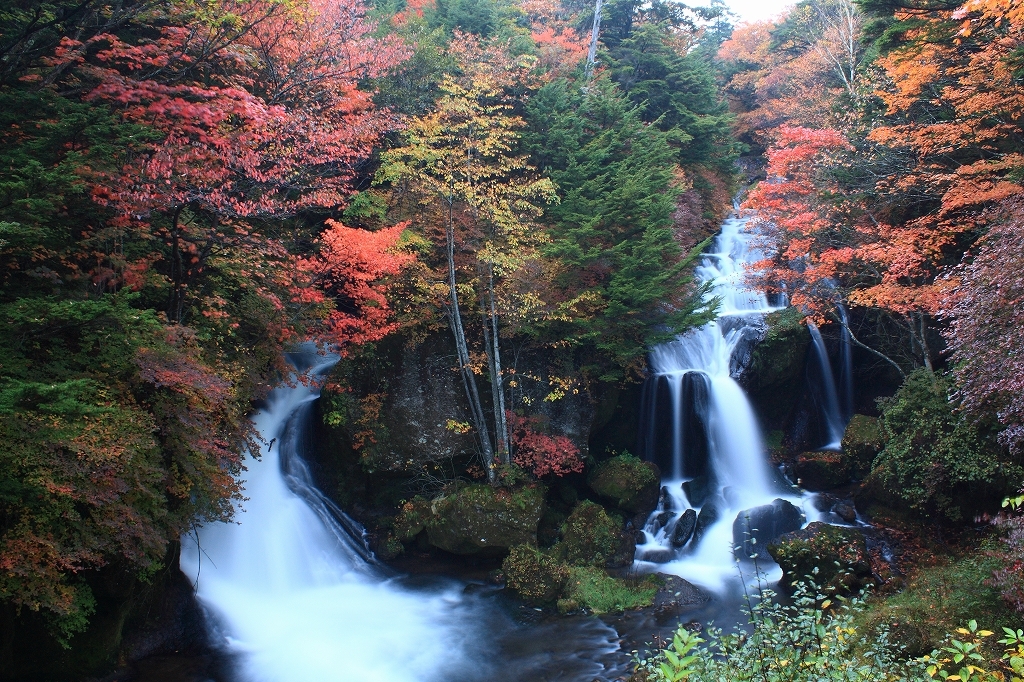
(633, 213), (836, 593)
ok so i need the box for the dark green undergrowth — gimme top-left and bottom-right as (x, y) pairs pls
(854, 547), (1021, 657)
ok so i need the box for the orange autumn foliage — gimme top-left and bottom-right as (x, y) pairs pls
(298, 221), (415, 350)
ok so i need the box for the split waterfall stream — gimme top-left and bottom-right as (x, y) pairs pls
(178, 210), (853, 681)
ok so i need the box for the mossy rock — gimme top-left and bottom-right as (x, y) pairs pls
(768, 521), (872, 596)
(853, 470), (915, 523)
(538, 506), (568, 548)
(374, 533), (404, 561)
(842, 414), (883, 477)
(502, 545), (570, 605)
(563, 566), (659, 614)
(559, 500), (627, 568)
(587, 453), (660, 514)
(791, 450), (853, 491)
(744, 307), (810, 429)
(425, 484), (545, 555)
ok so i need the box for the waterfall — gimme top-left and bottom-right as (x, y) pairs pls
(179, 347), (628, 682)
(806, 321), (845, 450)
(179, 349), (468, 682)
(837, 304), (854, 423)
(805, 302), (855, 451)
(634, 215), (818, 592)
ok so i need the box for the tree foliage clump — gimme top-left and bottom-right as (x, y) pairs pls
(525, 76), (714, 378)
(0, 0), (408, 641)
(874, 370), (1018, 522)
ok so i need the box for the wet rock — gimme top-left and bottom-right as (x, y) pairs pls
(659, 486), (675, 511)
(693, 495), (724, 544)
(722, 485), (742, 508)
(560, 500), (623, 568)
(732, 498), (806, 559)
(587, 454), (661, 515)
(768, 521), (872, 595)
(670, 509), (697, 548)
(426, 484), (545, 555)
(833, 503), (857, 523)
(502, 545), (570, 606)
(842, 414), (883, 478)
(791, 450), (852, 491)
(653, 511), (673, 533)
(651, 574), (712, 624)
(813, 493), (839, 513)
(682, 473), (716, 508)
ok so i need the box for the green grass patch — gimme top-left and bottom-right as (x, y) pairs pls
(563, 566), (658, 614)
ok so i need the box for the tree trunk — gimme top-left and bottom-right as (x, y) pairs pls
(444, 203), (495, 480)
(484, 266), (509, 464)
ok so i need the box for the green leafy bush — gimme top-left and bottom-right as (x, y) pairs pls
(874, 370), (1018, 521)
(633, 583), (926, 682)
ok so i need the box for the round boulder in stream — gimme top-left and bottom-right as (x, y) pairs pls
(732, 498), (806, 559)
(426, 483), (545, 555)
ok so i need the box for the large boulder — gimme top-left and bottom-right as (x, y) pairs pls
(732, 498), (806, 558)
(588, 454), (661, 515)
(682, 473), (716, 508)
(502, 545), (570, 605)
(741, 307), (811, 431)
(842, 414), (883, 478)
(768, 521), (872, 595)
(560, 500), (627, 568)
(650, 574), (712, 624)
(426, 484), (545, 555)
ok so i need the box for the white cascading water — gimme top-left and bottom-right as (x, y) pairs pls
(179, 350), (468, 682)
(634, 213), (820, 592)
(807, 321), (846, 450)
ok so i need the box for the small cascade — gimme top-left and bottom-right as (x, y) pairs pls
(634, 215), (819, 592)
(806, 321), (846, 450)
(805, 303), (855, 451)
(837, 304), (854, 423)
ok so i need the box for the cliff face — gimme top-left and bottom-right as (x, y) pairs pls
(316, 332), (602, 480)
